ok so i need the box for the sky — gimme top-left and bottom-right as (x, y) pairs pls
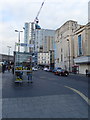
(0, 0), (89, 55)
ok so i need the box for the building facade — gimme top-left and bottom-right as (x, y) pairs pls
(74, 23), (90, 74)
(34, 29), (55, 52)
(38, 50), (54, 69)
(24, 25), (55, 67)
(35, 29), (55, 69)
(0, 54), (14, 63)
(38, 52), (50, 67)
(24, 23), (30, 52)
(55, 20), (80, 71)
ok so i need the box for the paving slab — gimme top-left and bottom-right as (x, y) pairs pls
(0, 73), (2, 119)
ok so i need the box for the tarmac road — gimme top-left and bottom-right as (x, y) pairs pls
(1, 70), (89, 118)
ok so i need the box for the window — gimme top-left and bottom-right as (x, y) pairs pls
(57, 58), (59, 63)
(78, 35), (82, 56)
(61, 48), (63, 52)
(61, 54), (63, 62)
(61, 34), (62, 39)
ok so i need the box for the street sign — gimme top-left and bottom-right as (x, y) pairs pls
(16, 43), (20, 46)
(20, 43), (27, 47)
(27, 44), (34, 47)
(16, 43), (34, 47)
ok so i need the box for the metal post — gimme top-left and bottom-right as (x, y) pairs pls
(18, 32), (20, 52)
(7, 46), (11, 64)
(15, 30), (23, 52)
(67, 39), (70, 72)
(14, 42), (16, 52)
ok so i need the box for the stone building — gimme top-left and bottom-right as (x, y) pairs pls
(74, 23), (90, 74)
(55, 20), (81, 71)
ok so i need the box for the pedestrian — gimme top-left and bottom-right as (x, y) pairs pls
(8, 65), (11, 72)
(27, 66), (32, 83)
(12, 66), (14, 74)
(2, 64), (4, 73)
(86, 69), (88, 76)
(2, 64), (6, 73)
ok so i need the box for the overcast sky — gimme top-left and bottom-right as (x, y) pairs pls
(0, 0), (89, 55)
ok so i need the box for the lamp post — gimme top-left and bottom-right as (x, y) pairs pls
(15, 30), (23, 52)
(7, 46), (11, 64)
(67, 39), (70, 72)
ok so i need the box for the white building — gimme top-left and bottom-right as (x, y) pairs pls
(38, 50), (55, 69)
(24, 23), (30, 52)
(38, 52), (50, 67)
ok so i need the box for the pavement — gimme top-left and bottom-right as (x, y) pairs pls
(1, 70), (89, 118)
(0, 73), (2, 119)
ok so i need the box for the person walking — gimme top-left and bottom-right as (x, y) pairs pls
(27, 66), (32, 83)
(86, 69), (88, 76)
(12, 66), (14, 74)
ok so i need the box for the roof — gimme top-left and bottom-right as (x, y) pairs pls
(56, 20), (77, 31)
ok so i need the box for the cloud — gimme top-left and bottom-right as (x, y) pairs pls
(0, 22), (24, 55)
(0, 0), (89, 55)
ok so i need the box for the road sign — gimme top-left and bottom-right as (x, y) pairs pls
(16, 43), (34, 47)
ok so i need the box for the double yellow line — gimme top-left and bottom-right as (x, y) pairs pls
(65, 85), (90, 105)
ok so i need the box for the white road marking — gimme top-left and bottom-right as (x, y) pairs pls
(65, 85), (90, 105)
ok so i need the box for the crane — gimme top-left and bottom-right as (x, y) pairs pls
(34, 0), (46, 24)
(29, 0), (46, 52)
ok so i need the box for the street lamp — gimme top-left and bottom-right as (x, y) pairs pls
(7, 46), (11, 64)
(15, 30), (23, 52)
(67, 39), (70, 72)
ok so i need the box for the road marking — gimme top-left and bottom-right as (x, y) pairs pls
(65, 85), (90, 105)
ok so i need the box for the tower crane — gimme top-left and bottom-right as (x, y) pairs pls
(34, 0), (46, 24)
(29, 0), (46, 53)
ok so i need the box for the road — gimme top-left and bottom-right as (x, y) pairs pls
(2, 70), (89, 118)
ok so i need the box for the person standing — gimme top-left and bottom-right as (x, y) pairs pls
(2, 64), (6, 73)
(8, 65), (11, 72)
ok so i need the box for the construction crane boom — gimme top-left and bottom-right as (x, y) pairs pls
(34, 0), (46, 23)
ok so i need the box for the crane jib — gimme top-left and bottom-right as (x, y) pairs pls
(34, 0), (46, 23)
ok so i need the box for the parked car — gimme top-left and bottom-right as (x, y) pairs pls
(54, 68), (69, 76)
(43, 67), (48, 71)
(47, 68), (53, 72)
(32, 67), (38, 71)
(52, 67), (62, 73)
